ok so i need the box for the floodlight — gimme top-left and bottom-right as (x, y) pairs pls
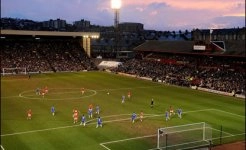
(111, 0), (121, 9)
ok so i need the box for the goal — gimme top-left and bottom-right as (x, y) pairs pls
(1, 67), (27, 76)
(157, 122), (212, 149)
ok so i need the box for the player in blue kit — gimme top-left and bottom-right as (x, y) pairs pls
(131, 112), (137, 123)
(88, 108), (93, 118)
(51, 106), (55, 116)
(36, 87), (40, 95)
(177, 108), (182, 119)
(96, 105), (100, 114)
(80, 114), (86, 126)
(122, 95), (125, 103)
(96, 116), (102, 128)
(165, 110), (170, 121)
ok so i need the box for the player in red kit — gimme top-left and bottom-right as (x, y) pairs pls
(127, 91), (131, 99)
(140, 111), (144, 122)
(89, 104), (93, 110)
(73, 109), (79, 124)
(44, 86), (48, 94)
(27, 109), (32, 120)
(81, 88), (85, 95)
(169, 106), (174, 116)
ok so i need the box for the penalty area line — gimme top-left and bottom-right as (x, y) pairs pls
(0, 145), (5, 150)
(210, 127), (233, 136)
(0, 108), (211, 137)
(100, 144), (111, 150)
(0, 114), (156, 137)
(1, 95), (20, 99)
(101, 134), (156, 145)
(100, 134), (156, 150)
(212, 109), (245, 118)
(211, 132), (246, 141)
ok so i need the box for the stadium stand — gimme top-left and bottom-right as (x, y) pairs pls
(114, 55), (245, 96)
(114, 40), (245, 96)
(0, 37), (97, 73)
(1, 28), (245, 97)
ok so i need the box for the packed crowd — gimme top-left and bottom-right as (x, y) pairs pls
(1, 39), (245, 95)
(1, 40), (97, 73)
(114, 54), (245, 95)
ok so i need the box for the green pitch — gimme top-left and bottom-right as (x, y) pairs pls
(1, 72), (245, 150)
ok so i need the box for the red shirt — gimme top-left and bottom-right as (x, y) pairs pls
(27, 110), (32, 115)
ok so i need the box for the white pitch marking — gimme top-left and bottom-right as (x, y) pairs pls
(1, 96), (20, 99)
(0, 145), (5, 150)
(96, 85), (163, 92)
(101, 134), (156, 145)
(99, 143), (111, 150)
(17, 85), (159, 100)
(0, 114), (156, 137)
(104, 132), (246, 150)
(1, 109), (210, 137)
(209, 127), (233, 136)
(212, 109), (245, 118)
(211, 132), (246, 141)
(18, 89), (97, 100)
(148, 139), (211, 150)
(1, 124), (81, 137)
(0, 109), (211, 137)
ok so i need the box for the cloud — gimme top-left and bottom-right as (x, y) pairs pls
(136, 7), (144, 12)
(211, 16), (245, 28)
(147, 2), (169, 9)
(1, 0), (245, 31)
(150, 11), (158, 16)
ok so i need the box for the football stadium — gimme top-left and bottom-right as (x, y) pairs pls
(1, 27), (245, 150)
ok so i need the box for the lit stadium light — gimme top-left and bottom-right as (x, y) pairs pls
(91, 35), (99, 39)
(111, 0), (121, 9)
(111, 0), (121, 29)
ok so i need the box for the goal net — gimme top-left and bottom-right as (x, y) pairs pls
(157, 122), (212, 150)
(2, 67), (27, 76)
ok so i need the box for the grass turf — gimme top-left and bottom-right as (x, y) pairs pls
(1, 71), (245, 150)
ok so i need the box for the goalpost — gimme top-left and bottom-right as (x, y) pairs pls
(2, 67), (27, 76)
(157, 122), (212, 150)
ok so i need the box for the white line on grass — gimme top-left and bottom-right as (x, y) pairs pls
(209, 127), (233, 136)
(0, 114), (155, 137)
(100, 134), (156, 149)
(0, 145), (5, 150)
(212, 109), (245, 118)
(211, 132), (246, 141)
(17, 85), (159, 100)
(96, 85), (163, 92)
(99, 144), (111, 150)
(18, 89), (97, 100)
(101, 134), (156, 145)
(1, 96), (20, 99)
(0, 109), (211, 137)
(105, 132), (246, 150)
(99, 108), (244, 150)
(87, 114), (170, 125)
(87, 109), (214, 125)
(101, 126), (234, 150)
(1, 124), (81, 137)
(148, 139), (211, 150)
